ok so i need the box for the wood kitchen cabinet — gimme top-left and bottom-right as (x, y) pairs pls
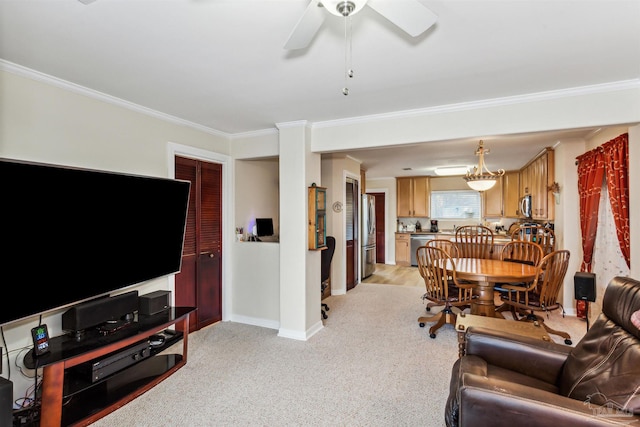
(503, 171), (520, 218)
(482, 176), (503, 217)
(520, 148), (554, 220)
(396, 177), (429, 217)
(395, 233), (411, 266)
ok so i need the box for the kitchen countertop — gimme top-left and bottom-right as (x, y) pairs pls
(396, 230), (511, 242)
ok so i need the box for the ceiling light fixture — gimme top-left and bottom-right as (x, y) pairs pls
(434, 166), (470, 176)
(463, 140), (505, 192)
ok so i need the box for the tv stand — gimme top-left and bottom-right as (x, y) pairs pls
(23, 307), (195, 427)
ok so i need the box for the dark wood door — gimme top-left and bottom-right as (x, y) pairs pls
(346, 178), (358, 290)
(371, 192), (386, 264)
(174, 156), (222, 332)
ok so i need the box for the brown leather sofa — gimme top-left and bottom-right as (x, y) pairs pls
(445, 276), (640, 426)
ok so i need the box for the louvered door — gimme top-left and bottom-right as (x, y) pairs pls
(174, 156), (222, 332)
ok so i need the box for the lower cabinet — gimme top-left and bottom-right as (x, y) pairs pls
(395, 233), (411, 266)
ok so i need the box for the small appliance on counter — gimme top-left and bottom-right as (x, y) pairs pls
(430, 220), (439, 232)
(415, 220), (422, 231)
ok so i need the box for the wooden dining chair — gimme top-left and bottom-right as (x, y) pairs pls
(498, 249), (572, 344)
(495, 240), (545, 317)
(422, 239), (460, 312)
(416, 246), (476, 339)
(454, 225), (494, 259)
(510, 225), (556, 256)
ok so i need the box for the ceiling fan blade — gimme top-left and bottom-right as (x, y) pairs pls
(284, 1), (326, 50)
(367, 0), (438, 37)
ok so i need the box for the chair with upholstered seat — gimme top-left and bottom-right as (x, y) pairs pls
(454, 225), (494, 259)
(416, 246), (475, 338)
(321, 236), (336, 320)
(498, 249), (572, 344)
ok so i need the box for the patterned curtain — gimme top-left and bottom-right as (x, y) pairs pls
(602, 133), (630, 268)
(576, 133), (630, 272)
(576, 148), (605, 272)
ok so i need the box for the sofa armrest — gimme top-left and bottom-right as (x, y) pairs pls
(465, 326), (571, 384)
(459, 373), (637, 427)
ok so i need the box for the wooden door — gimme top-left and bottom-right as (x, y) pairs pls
(174, 156), (222, 332)
(371, 192), (386, 264)
(346, 179), (358, 290)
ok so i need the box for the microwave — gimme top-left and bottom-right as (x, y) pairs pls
(520, 194), (532, 218)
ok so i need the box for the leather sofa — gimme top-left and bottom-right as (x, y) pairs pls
(445, 276), (640, 426)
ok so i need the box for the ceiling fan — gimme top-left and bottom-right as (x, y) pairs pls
(284, 0), (438, 50)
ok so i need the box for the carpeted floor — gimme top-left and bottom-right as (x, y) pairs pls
(91, 267), (587, 426)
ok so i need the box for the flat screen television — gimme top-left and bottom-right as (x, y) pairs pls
(0, 158), (191, 327)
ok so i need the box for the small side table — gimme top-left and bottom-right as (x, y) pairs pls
(455, 312), (551, 357)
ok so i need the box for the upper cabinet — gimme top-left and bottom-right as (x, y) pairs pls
(397, 177), (430, 217)
(482, 176), (503, 217)
(520, 148), (555, 220)
(503, 171), (521, 218)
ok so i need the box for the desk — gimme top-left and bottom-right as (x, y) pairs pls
(442, 258), (537, 317)
(455, 313), (551, 357)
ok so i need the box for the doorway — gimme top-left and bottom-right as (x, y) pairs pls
(174, 156), (223, 332)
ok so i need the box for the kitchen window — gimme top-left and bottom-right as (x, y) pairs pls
(430, 190), (481, 219)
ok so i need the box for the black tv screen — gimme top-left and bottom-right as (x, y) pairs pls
(256, 218), (274, 237)
(0, 158), (190, 327)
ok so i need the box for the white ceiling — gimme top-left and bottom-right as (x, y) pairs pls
(1, 0), (639, 178)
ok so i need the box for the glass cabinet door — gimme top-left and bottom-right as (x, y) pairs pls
(309, 185), (327, 250)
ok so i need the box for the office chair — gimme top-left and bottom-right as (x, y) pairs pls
(321, 236), (336, 320)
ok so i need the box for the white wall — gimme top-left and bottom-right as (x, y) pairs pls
(0, 69), (230, 403)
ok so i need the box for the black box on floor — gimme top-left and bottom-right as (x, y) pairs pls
(0, 376), (12, 427)
(574, 272), (596, 302)
(138, 291), (171, 316)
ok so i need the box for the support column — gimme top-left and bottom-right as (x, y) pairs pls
(276, 121), (323, 339)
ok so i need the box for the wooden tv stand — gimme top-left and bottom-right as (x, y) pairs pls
(23, 307), (195, 427)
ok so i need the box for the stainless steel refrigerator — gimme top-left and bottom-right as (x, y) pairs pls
(361, 194), (376, 279)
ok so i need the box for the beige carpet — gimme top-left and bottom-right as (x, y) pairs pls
(91, 278), (587, 427)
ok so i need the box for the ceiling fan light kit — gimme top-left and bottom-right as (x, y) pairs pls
(323, 1), (366, 17)
(463, 140), (505, 192)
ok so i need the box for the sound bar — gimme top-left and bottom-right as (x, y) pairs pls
(62, 291), (139, 333)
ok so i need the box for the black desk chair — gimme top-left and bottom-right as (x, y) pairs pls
(321, 236), (336, 320)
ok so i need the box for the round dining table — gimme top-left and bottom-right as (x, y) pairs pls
(440, 257), (538, 317)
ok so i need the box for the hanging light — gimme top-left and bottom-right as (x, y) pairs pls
(463, 140), (505, 192)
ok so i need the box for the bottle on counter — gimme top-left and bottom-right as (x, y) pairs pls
(416, 220), (421, 231)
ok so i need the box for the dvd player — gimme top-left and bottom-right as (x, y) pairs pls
(78, 340), (152, 383)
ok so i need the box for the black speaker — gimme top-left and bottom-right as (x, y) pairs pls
(0, 377), (12, 427)
(138, 290), (171, 316)
(574, 272), (596, 302)
(62, 291), (139, 332)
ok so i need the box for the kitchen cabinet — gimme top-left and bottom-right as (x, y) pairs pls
(503, 171), (520, 218)
(520, 148), (554, 220)
(482, 176), (503, 217)
(396, 177), (429, 217)
(308, 184), (327, 250)
(395, 233), (411, 266)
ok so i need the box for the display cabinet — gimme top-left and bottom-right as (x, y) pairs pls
(308, 184), (327, 250)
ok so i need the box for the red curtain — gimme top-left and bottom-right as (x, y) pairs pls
(602, 134), (630, 268)
(576, 148), (605, 273)
(575, 133), (630, 272)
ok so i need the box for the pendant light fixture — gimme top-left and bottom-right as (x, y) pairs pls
(463, 140), (505, 192)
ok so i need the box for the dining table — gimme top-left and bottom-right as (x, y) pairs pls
(439, 257), (538, 317)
